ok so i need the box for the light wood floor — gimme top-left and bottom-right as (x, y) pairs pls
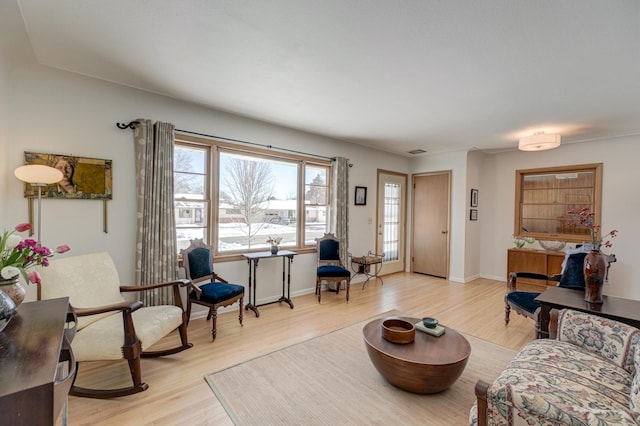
(63, 273), (535, 426)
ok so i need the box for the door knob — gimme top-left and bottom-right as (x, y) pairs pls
(441, 230), (448, 234)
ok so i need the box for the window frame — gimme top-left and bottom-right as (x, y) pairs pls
(514, 163), (603, 243)
(175, 134), (331, 260)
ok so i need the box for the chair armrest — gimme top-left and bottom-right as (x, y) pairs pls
(557, 309), (640, 372)
(120, 279), (191, 310)
(119, 278), (191, 292)
(191, 272), (229, 285)
(474, 380), (490, 426)
(508, 272), (555, 291)
(73, 300), (144, 317)
(189, 282), (203, 298)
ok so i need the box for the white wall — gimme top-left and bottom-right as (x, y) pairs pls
(464, 150), (484, 281)
(408, 150), (468, 282)
(4, 61), (408, 304)
(0, 0), (35, 228)
(479, 138), (640, 299)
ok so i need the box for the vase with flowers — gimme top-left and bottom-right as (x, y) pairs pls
(0, 223), (70, 309)
(566, 207), (617, 304)
(266, 236), (282, 255)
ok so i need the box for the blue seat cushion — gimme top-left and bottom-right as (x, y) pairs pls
(317, 265), (350, 278)
(191, 282), (244, 304)
(505, 291), (541, 314)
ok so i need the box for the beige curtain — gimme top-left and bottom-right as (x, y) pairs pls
(133, 119), (178, 305)
(330, 157), (349, 266)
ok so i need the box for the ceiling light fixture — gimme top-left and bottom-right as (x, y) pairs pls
(518, 132), (561, 151)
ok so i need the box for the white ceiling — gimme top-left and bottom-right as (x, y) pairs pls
(15, 0), (640, 156)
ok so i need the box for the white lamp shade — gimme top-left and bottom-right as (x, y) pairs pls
(14, 164), (63, 184)
(518, 133), (561, 151)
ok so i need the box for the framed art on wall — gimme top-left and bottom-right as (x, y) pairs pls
(470, 209), (478, 221)
(470, 189), (478, 207)
(355, 186), (367, 205)
(22, 151), (112, 199)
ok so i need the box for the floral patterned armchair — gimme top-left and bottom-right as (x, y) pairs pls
(471, 309), (640, 425)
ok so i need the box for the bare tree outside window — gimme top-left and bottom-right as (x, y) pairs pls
(223, 156), (274, 248)
(305, 173), (327, 207)
(174, 149), (203, 195)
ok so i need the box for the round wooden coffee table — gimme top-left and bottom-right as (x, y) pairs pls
(363, 316), (471, 394)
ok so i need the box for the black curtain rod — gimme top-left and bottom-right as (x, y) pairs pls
(116, 120), (335, 162)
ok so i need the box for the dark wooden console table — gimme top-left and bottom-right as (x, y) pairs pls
(0, 297), (75, 425)
(535, 287), (640, 338)
(242, 250), (296, 317)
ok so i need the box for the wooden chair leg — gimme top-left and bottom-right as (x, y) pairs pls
(70, 358), (148, 399)
(177, 315), (190, 347)
(316, 278), (322, 303)
(211, 309), (218, 341)
(346, 279), (350, 302)
(186, 299), (192, 326)
(504, 296), (511, 325)
(128, 354), (144, 388)
(238, 298), (244, 326)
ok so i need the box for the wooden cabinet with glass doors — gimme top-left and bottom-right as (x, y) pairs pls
(514, 163), (602, 243)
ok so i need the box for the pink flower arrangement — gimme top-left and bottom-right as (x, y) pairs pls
(266, 236), (282, 247)
(567, 207), (617, 250)
(0, 223), (70, 284)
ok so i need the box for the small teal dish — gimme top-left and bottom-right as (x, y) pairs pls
(422, 317), (438, 329)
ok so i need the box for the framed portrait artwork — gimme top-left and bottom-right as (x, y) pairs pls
(21, 151), (112, 199)
(470, 188), (479, 207)
(470, 209), (478, 221)
(355, 186), (367, 206)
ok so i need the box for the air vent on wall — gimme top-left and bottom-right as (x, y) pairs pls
(407, 149), (427, 155)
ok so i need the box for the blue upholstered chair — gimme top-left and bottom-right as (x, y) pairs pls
(505, 251), (615, 337)
(181, 239), (244, 340)
(315, 233), (351, 303)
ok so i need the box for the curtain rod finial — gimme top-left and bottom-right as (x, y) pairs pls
(116, 121), (140, 130)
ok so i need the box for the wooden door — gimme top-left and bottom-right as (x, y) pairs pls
(376, 170), (407, 276)
(412, 172), (450, 278)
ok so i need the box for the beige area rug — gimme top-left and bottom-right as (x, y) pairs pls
(205, 310), (517, 425)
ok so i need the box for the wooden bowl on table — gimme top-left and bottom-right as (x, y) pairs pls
(381, 317), (415, 344)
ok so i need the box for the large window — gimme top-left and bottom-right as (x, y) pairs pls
(174, 144), (209, 252)
(174, 136), (330, 255)
(514, 163), (602, 243)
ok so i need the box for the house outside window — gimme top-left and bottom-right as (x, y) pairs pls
(174, 135), (330, 256)
(174, 143), (209, 252)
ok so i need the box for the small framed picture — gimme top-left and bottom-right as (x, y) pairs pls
(355, 186), (367, 206)
(470, 189), (479, 207)
(470, 209), (478, 221)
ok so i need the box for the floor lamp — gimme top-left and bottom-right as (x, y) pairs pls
(14, 165), (63, 244)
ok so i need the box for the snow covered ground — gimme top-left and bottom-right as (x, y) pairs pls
(177, 222), (326, 252)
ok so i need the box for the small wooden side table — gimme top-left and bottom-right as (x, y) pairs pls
(535, 286), (640, 338)
(242, 250), (296, 317)
(350, 251), (384, 289)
